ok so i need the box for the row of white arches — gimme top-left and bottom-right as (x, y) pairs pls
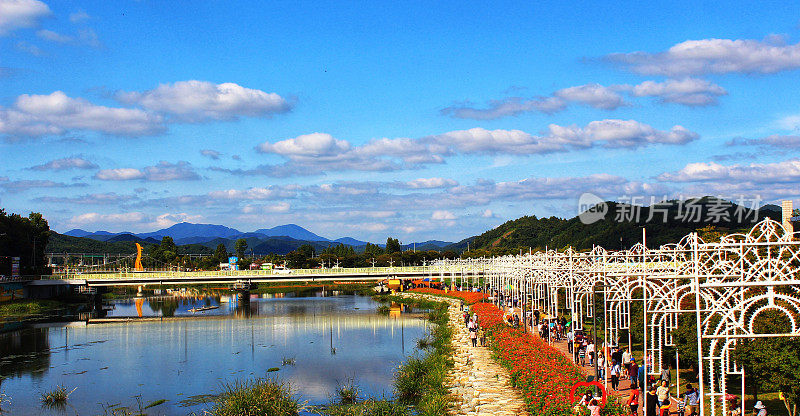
(430, 218), (800, 416)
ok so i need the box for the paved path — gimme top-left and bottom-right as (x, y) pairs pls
(402, 293), (530, 416)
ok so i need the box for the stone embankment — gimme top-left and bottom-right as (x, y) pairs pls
(402, 293), (529, 416)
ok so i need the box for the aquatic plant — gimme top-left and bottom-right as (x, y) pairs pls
(267, 367), (280, 372)
(209, 377), (301, 416)
(335, 376), (360, 405)
(40, 385), (75, 408)
(281, 357), (296, 366)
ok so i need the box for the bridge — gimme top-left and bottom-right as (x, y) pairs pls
(29, 265), (481, 288)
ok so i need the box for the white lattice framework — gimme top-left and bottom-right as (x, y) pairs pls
(434, 218), (800, 416)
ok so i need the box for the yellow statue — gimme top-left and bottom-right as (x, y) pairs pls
(134, 243), (144, 271)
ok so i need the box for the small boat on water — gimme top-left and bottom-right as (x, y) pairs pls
(188, 305), (220, 313)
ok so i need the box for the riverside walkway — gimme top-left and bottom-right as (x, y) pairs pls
(403, 292), (529, 416)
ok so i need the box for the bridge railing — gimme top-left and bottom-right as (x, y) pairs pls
(45, 265), (446, 280)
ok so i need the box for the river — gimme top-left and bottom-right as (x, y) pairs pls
(0, 290), (427, 415)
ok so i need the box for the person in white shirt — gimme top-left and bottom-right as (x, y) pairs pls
(587, 341), (596, 365)
(622, 349), (632, 377)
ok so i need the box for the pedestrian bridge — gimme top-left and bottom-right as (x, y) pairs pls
(39, 265), (477, 287)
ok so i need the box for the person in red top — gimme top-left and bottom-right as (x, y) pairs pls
(627, 382), (641, 415)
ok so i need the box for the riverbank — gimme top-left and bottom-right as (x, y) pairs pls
(0, 298), (75, 318)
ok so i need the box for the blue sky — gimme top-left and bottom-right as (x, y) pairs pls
(1, 0), (800, 242)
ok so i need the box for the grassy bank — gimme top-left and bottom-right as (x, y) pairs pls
(0, 299), (70, 317)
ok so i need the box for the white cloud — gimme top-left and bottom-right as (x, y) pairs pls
(30, 156), (97, 171)
(258, 132), (350, 157)
(0, 0), (50, 36)
(657, 159), (800, 184)
(200, 149), (222, 160)
(481, 209), (495, 218)
(431, 210), (456, 220)
(117, 80), (291, 122)
(70, 212), (147, 225)
(69, 10), (90, 23)
(608, 36), (800, 76)
(248, 122), (696, 176)
(554, 84), (628, 110)
(242, 202), (291, 214)
(151, 212), (204, 228)
(404, 177), (458, 189)
(94, 161), (199, 181)
(0, 91), (165, 138)
(631, 78), (727, 106)
(36, 29), (72, 43)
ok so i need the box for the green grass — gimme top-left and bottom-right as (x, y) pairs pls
(321, 399), (413, 416)
(0, 299), (66, 317)
(208, 377), (301, 416)
(335, 377), (361, 405)
(40, 385), (75, 408)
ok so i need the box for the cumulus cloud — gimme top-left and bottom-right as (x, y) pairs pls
(29, 156), (97, 171)
(607, 36), (800, 76)
(0, 0), (50, 36)
(94, 161), (200, 181)
(200, 149), (221, 160)
(116, 80), (291, 122)
(631, 78), (727, 106)
(249, 122), (696, 176)
(68, 211), (204, 230)
(657, 159), (800, 184)
(0, 91), (165, 139)
(554, 84), (628, 110)
(241, 202), (291, 214)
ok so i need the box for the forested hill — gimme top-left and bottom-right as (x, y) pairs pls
(461, 197), (781, 254)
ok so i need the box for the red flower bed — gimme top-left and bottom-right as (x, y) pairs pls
(408, 287), (488, 304)
(412, 290), (626, 415)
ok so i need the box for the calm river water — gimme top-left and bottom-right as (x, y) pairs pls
(0, 291), (427, 415)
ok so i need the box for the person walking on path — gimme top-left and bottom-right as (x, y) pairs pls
(567, 329), (574, 354)
(623, 349), (632, 377)
(646, 386), (659, 416)
(533, 309), (540, 325)
(469, 324), (478, 347)
(682, 384), (699, 416)
(587, 340), (595, 365)
(611, 359), (621, 391)
(630, 359), (639, 387)
(626, 382), (641, 416)
(656, 380), (670, 406)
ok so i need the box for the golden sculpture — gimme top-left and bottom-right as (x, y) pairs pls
(134, 243), (144, 271)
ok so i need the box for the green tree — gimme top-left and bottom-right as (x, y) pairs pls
(234, 238), (248, 259)
(0, 210), (50, 275)
(385, 237), (401, 254)
(286, 244), (315, 268)
(213, 243), (229, 264)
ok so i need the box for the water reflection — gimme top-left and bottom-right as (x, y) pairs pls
(0, 293), (427, 415)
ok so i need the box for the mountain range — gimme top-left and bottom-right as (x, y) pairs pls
(58, 222), (453, 254)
